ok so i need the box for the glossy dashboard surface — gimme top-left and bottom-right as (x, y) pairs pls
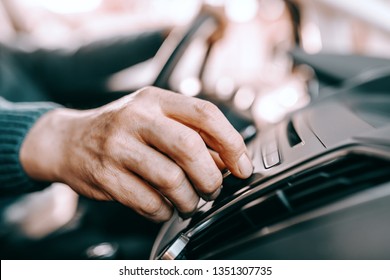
(150, 78), (390, 260)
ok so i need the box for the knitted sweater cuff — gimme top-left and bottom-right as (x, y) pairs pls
(0, 99), (60, 195)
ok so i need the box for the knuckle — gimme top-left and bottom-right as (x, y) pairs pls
(142, 196), (165, 218)
(225, 132), (245, 154)
(193, 100), (220, 121)
(162, 167), (187, 191)
(136, 86), (159, 99)
(131, 87), (164, 120)
(138, 86), (153, 95)
(176, 130), (204, 156)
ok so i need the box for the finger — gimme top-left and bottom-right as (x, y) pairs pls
(157, 89), (253, 178)
(209, 149), (226, 170)
(119, 140), (200, 215)
(142, 116), (222, 200)
(200, 130), (253, 179)
(102, 170), (173, 222)
(73, 180), (114, 202)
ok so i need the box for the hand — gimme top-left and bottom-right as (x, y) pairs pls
(20, 87), (253, 222)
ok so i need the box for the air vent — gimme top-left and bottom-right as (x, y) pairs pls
(182, 153), (390, 259)
(283, 154), (390, 210)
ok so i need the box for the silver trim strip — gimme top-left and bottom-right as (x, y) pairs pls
(160, 235), (189, 260)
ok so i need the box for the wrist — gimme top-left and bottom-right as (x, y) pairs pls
(19, 107), (82, 183)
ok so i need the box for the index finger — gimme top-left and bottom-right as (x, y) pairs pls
(157, 89), (253, 178)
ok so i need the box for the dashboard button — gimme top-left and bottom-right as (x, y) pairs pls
(263, 151), (281, 169)
(262, 141), (278, 155)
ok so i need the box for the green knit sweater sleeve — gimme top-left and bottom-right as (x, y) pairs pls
(0, 97), (60, 195)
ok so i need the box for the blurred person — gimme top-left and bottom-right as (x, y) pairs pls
(0, 4), (252, 225)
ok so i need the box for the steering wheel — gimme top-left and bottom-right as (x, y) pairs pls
(152, 13), (218, 89)
(151, 9), (257, 142)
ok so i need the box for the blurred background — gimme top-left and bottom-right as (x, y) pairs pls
(1, 0), (390, 259)
(2, 0), (390, 125)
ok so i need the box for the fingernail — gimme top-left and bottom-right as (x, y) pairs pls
(208, 186), (222, 201)
(179, 206), (198, 220)
(238, 153), (253, 178)
(179, 211), (194, 220)
(179, 196), (200, 220)
(200, 185), (222, 201)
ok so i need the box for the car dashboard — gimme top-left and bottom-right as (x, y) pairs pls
(150, 75), (390, 260)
